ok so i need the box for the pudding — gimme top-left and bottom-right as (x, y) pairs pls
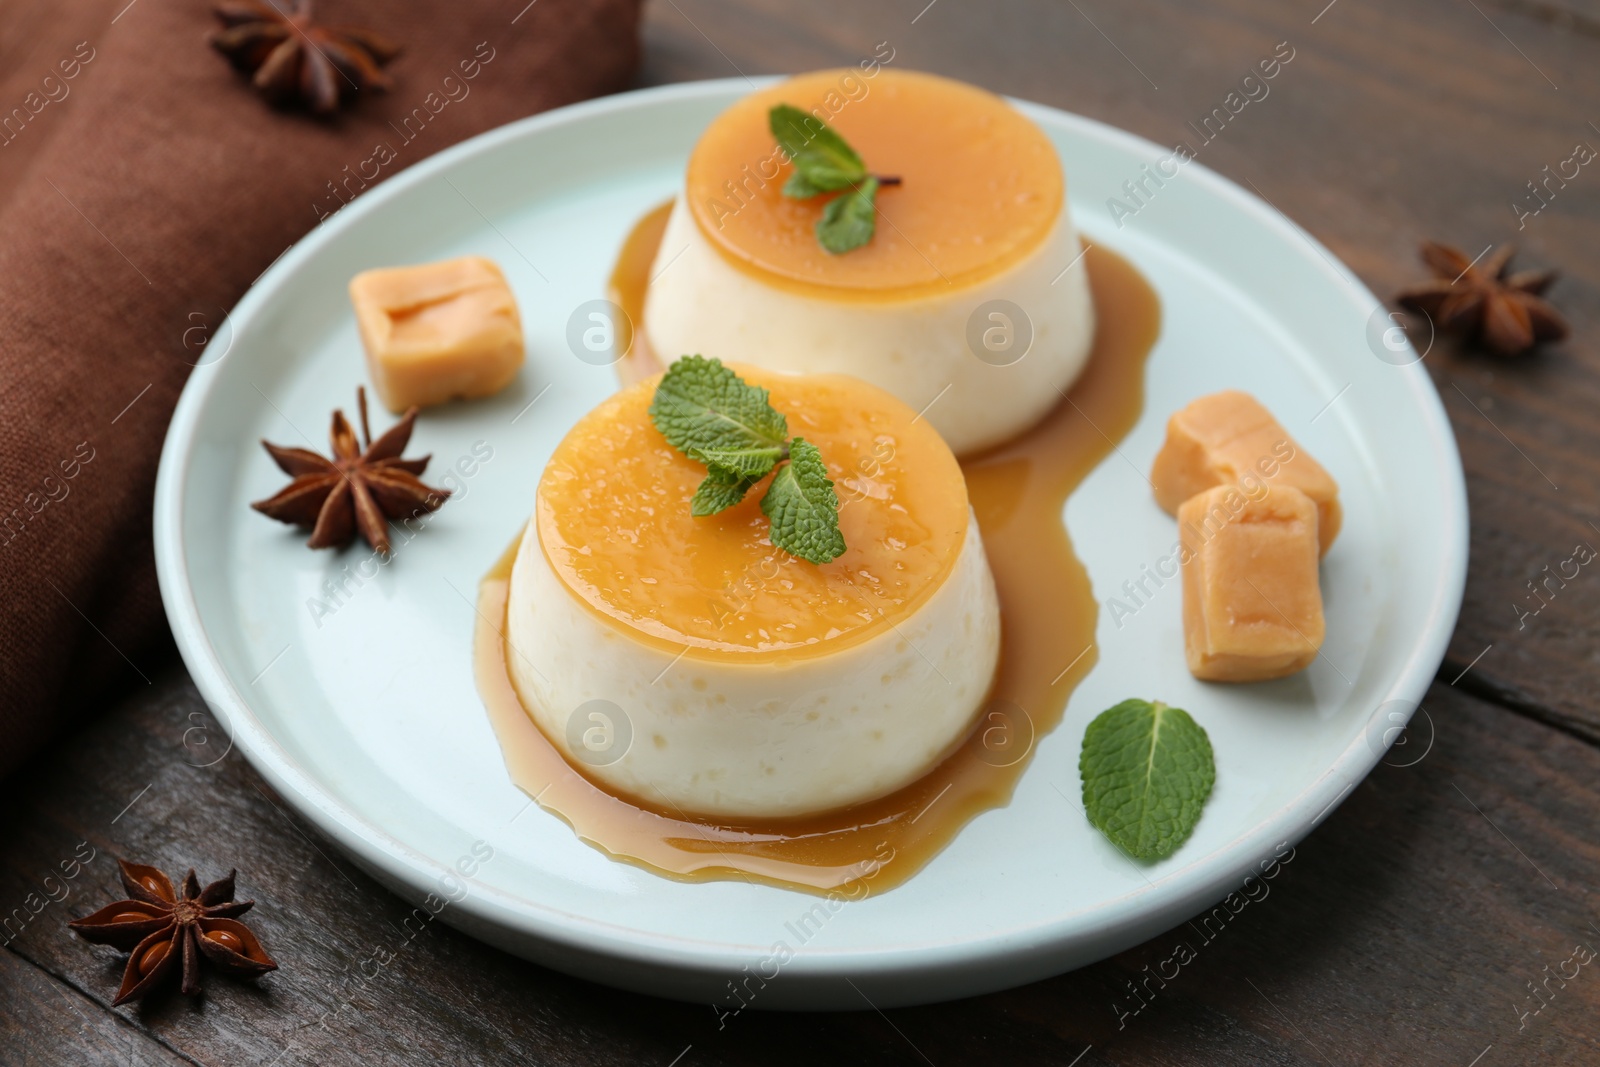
(643, 69), (1094, 456)
(478, 237), (1162, 893)
(505, 366), (1001, 819)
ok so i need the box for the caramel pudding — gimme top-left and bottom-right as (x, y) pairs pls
(505, 366), (1001, 819)
(643, 69), (1094, 455)
(477, 212), (1160, 893)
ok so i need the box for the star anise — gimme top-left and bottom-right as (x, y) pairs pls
(69, 860), (277, 1006)
(210, 0), (401, 116)
(252, 387), (449, 556)
(1396, 241), (1568, 356)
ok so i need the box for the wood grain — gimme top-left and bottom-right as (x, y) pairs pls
(4, 670), (1599, 1065)
(0, 950), (190, 1066)
(5, 0), (1600, 1062)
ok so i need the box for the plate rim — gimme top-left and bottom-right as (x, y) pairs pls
(153, 75), (1469, 996)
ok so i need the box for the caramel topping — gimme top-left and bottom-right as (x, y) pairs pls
(534, 366), (969, 658)
(686, 69), (1063, 299)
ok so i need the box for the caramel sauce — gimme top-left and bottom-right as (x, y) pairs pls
(536, 366), (970, 658)
(475, 203), (1160, 895)
(683, 70), (1064, 299)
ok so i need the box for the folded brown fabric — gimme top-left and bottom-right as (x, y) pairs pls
(0, 0), (642, 778)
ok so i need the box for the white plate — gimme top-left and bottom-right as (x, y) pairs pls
(154, 78), (1467, 1009)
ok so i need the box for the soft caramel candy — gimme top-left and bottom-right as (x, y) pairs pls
(349, 256), (523, 412)
(1151, 390), (1341, 555)
(1178, 485), (1325, 683)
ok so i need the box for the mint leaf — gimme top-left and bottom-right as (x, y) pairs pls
(817, 178), (879, 255)
(769, 103), (892, 255)
(693, 448), (780, 481)
(770, 104), (866, 193)
(690, 469), (759, 517)
(650, 362), (847, 564)
(649, 356), (787, 477)
(782, 171), (826, 199)
(1080, 699), (1215, 861)
(760, 438), (845, 564)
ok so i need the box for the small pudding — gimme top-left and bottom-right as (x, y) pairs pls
(643, 69), (1094, 456)
(505, 367), (1001, 819)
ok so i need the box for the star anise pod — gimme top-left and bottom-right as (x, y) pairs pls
(210, 0), (401, 116)
(69, 860), (277, 1006)
(1396, 241), (1568, 356)
(252, 387), (449, 556)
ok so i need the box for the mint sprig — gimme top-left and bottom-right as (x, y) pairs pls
(817, 177), (880, 255)
(1079, 699), (1216, 861)
(769, 104), (898, 255)
(770, 104), (867, 195)
(689, 468), (760, 518)
(648, 354), (787, 476)
(760, 438), (846, 565)
(649, 356), (846, 564)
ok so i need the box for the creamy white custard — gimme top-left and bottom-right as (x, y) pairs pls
(506, 510), (999, 818)
(504, 367), (1001, 819)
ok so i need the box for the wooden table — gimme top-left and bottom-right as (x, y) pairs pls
(5, 1), (1599, 1063)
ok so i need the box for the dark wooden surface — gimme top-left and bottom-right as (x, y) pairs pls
(6, 0), (1600, 1063)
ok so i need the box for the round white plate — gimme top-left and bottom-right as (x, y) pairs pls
(154, 77), (1467, 1009)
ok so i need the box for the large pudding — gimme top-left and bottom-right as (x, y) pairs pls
(505, 366), (1001, 819)
(643, 69), (1094, 455)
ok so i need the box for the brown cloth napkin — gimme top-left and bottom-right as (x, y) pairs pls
(0, 0), (642, 779)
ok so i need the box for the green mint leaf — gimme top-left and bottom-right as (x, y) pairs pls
(770, 104), (866, 194)
(691, 448), (780, 481)
(690, 469), (760, 517)
(782, 171), (826, 199)
(760, 438), (845, 564)
(649, 356), (788, 477)
(650, 360), (845, 565)
(1079, 699), (1215, 861)
(816, 178), (879, 255)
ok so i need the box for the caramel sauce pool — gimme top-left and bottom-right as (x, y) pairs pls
(475, 201), (1161, 894)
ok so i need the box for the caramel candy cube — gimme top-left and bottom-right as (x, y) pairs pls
(350, 256), (523, 412)
(1151, 390), (1341, 555)
(1179, 484), (1325, 683)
